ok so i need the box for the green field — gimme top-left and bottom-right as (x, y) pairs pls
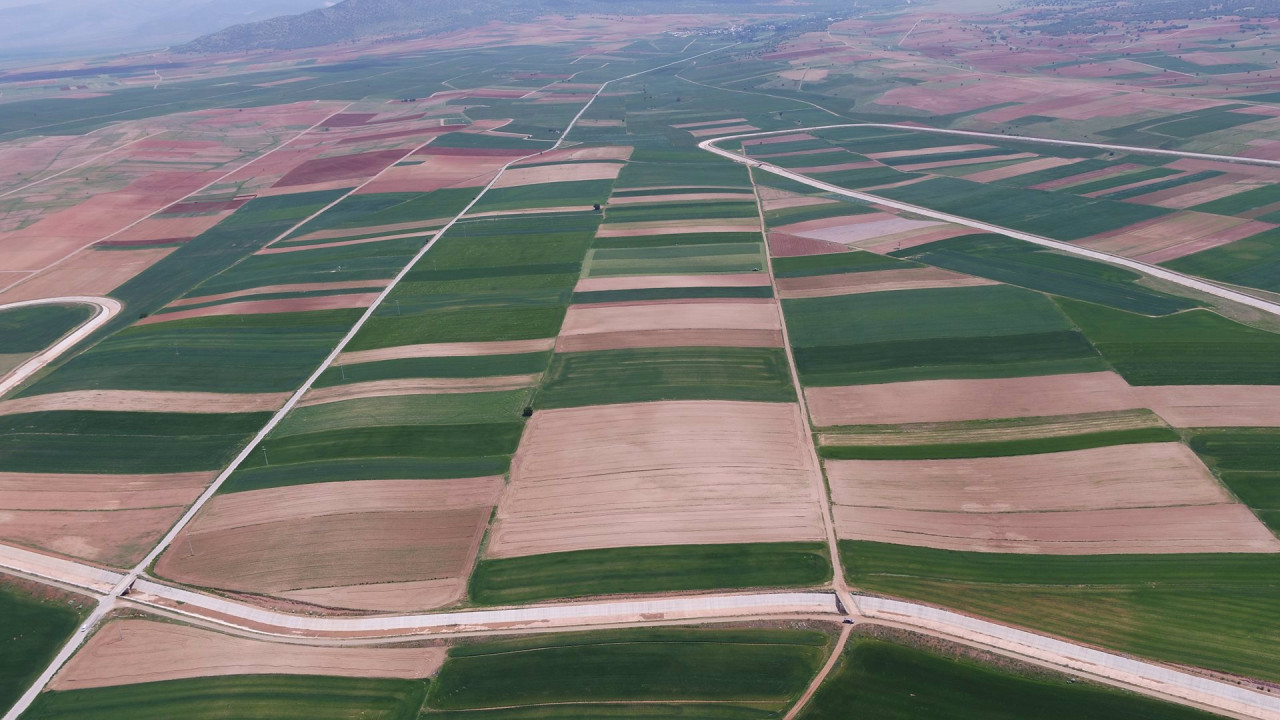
(818, 427), (1179, 460)
(843, 541), (1280, 682)
(1190, 429), (1280, 533)
(220, 456), (510, 493)
(0, 304), (92, 355)
(22, 675), (429, 720)
(470, 542), (831, 604)
(1164, 226), (1280, 293)
(798, 637), (1216, 720)
(897, 235), (1199, 315)
(1059, 299), (1280, 384)
(772, 251), (914, 278)
(272, 390), (530, 436)
(535, 347), (796, 408)
(0, 584), (84, 715)
(586, 243), (766, 276)
(785, 285), (1106, 385)
(428, 628), (829, 712)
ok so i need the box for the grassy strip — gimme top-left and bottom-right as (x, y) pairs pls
(590, 231), (762, 249)
(22, 675), (429, 720)
(273, 390), (530, 436)
(0, 304), (92, 353)
(818, 427), (1179, 460)
(0, 584), (84, 715)
(536, 347), (796, 409)
(425, 704), (777, 719)
(798, 638), (1216, 720)
(428, 628), (828, 711)
(571, 286), (773, 304)
(841, 541), (1280, 682)
(1098, 171), (1224, 201)
(469, 542), (832, 604)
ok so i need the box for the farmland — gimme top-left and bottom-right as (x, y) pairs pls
(427, 628), (830, 716)
(6, 6), (1280, 720)
(799, 637), (1216, 720)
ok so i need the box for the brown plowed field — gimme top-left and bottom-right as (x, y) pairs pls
(0, 471), (210, 511)
(0, 246), (173, 303)
(574, 273), (769, 292)
(767, 233), (848, 257)
(486, 400), (825, 558)
(1135, 385), (1280, 427)
(805, 372), (1139, 427)
(335, 337), (555, 365)
(560, 301), (779, 336)
(783, 216), (944, 245)
(827, 443), (1227, 512)
(776, 267), (996, 299)
(51, 619), (443, 690)
(853, 225), (977, 255)
(154, 478), (500, 606)
(299, 375), (538, 406)
(834, 504), (1279, 554)
(512, 146), (631, 164)
(0, 506), (192, 566)
(0, 390), (289, 416)
(357, 153), (510, 194)
(492, 162), (622, 187)
(556, 328), (783, 353)
(278, 578), (466, 612)
(1079, 212), (1247, 259)
(138, 292), (379, 325)
(172, 280), (388, 308)
(272, 149), (405, 187)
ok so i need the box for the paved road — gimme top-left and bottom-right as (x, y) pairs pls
(0, 296), (121, 399)
(699, 124), (1280, 318)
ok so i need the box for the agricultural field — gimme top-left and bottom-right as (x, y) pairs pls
(6, 5), (1280, 720)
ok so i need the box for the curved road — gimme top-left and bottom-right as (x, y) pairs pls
(0, 296), (121, 399)
(699, 123), (1280, 317)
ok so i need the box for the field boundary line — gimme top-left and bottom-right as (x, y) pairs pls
(701, 124), (1280, 317)
(746, 164), (856, 614)
(784, 623), (852, 720)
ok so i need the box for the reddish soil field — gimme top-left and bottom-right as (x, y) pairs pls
(1135, 385), (1280, 426)
(687, 124), (759, 138)
(0, 246), (174, 303)
(493, 161), (622, 187)
(964, 157), (1081, 183)
(1079, 211), (1249, 259)
(0, 506), (198, 567)
(52, 619), (443, 690)
(834, 503), (1278, 554)
(767, 232), (848, 257)
(487, 401), (825, 558)
(0, 471), (210, 512)
(805, 372), (1140, 427)
(173, 280), (388, 307)
(272, 149), (406, 188)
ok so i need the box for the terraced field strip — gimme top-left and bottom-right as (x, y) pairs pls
(702, 125), (1280, 317)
